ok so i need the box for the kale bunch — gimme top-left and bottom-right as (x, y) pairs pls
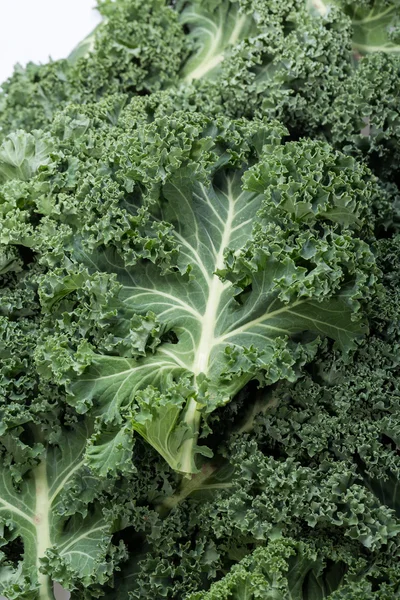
(0, 1), (399, 598)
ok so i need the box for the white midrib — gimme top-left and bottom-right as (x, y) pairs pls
(186, 52), (225, 82)
(193, 186), (235, 376)
(185, 14), (248, 81)
(180, 185), (235, 473)
(33, 460), (53, 600)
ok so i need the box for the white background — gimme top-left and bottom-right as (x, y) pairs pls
(0, 0), (102, 84)
(0, 3), (103, 597)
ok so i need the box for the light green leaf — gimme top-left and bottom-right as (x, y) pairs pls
(179, 0), (258, 81)
(70, 163), (367, 474)
(0, 424), (111, 600)
(349, 1), (400, 54)
(0, 131), (54, 183)
(308, 0), (400, 54)
(85, 423), (136, 478)
(187, 538), (347, 599)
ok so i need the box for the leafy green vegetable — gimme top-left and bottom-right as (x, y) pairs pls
(0, 424), (115, 599)
(349, 1), (400, 54)
(178, 0), (258, 81)
(19, 111), (376, 474)
(0, 0), (354, 138)
(0, 130), (55, 183)
(329, 52), (400, 183)
(310, 0), (400, 54)
(0, 0), (400, 597)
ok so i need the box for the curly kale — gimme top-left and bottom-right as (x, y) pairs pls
(0, 1), (399, 598)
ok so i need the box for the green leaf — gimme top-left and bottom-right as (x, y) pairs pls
(67, 25), (101, 64)
(0, 131), (55, 183)
(179, 0), (258, 81)
(348, 1), (400, 54)
(363, 469), (400, 517)
(309, 0), (400, 54)
(187, 538), (348, 599)
(85, 423), (136, 478)
(69, 133), (372, 474)
(0, 424), (112, 599)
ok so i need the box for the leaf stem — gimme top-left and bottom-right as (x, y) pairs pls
(156, 462), (218, 516)
(155, 386), (280, 515)
(33, 459), (54, 600)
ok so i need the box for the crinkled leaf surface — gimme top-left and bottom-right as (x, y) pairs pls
(0, 424), (111, 600)
(179, 0), (258, 81)
(0, 131), (55, 183)
(69, 131), (370, 474)
(188, 538), (348, 600)
(310, 0), (400, 54)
